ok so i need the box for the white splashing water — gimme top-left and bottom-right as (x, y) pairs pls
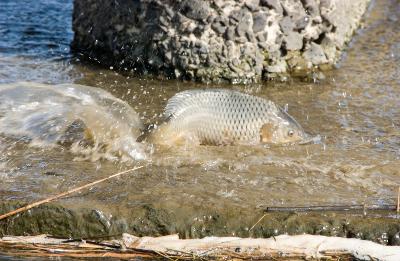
(0, 82), (147, 161)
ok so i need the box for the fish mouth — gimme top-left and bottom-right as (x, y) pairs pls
(299, 134), (322, 145)
(277, 107), (310, 144)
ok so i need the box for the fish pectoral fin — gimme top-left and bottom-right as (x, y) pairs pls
(219, 130), (235, 146)
(148, 124), (201, 147)
(172, 132), (201, 146)
(260, 123), (276, 143)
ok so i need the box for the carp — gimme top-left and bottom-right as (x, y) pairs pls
(149, 89), (307, 146)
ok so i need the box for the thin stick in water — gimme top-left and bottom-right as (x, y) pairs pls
(0, 165), (144, 221)
(249, 213), (267, 232)
(265, 204), (397, 213)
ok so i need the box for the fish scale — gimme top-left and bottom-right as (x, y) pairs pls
(161, 89), (305, 145)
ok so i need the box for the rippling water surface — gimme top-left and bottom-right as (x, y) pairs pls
(0, 0), (399, 229)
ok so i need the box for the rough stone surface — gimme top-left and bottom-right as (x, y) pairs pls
(72, 0), (370, 83)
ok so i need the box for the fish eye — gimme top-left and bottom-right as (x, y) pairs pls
(288, 130), (294, 137)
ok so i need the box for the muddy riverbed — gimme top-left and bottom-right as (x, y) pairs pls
(0, 0), (399, 245)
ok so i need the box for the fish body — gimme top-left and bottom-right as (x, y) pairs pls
(152, 89), (306, 145)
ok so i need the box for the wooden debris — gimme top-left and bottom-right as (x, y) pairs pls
(1, 234), (399, 260)
(265, 204), (397, 212)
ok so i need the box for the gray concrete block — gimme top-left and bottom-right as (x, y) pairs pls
(72, 0), (370, 83)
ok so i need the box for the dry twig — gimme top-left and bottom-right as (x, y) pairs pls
(0, 165), (144, 221)
(249, 213), (267, 231)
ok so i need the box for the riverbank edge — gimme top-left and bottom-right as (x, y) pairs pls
(1, 202), (399, 246)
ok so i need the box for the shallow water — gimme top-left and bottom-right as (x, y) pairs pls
(0, 0), (399, 233)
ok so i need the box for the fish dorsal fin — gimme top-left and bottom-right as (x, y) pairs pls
(164, 89), (232, 119)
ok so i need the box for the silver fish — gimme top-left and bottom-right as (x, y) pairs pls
(151, 89), (306, 145)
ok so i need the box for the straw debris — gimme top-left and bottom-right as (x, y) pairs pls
(1, 233), (399, 260)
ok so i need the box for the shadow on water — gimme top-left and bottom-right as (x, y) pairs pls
(0, 0), (399, 246)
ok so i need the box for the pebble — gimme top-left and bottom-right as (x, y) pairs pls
(284, 31), (303, 51)
(179, 0), (210, 21)
(260, 0), (283, 15)
(279, 16), (294, 34)
(303, 42), (328, 64)
(212, 17), (228, 34)
(224, 27), (235, 41)
(252, 12), (267, 33)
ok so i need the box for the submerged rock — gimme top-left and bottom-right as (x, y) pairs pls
(72, 0), (370, 83)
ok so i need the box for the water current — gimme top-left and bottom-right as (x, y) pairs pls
(0, 0), (399, 234)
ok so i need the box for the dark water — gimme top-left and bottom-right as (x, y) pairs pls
(0, 0), (399, 257)
(0, 0), (75, 83)
(0, 0), (72, 58)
